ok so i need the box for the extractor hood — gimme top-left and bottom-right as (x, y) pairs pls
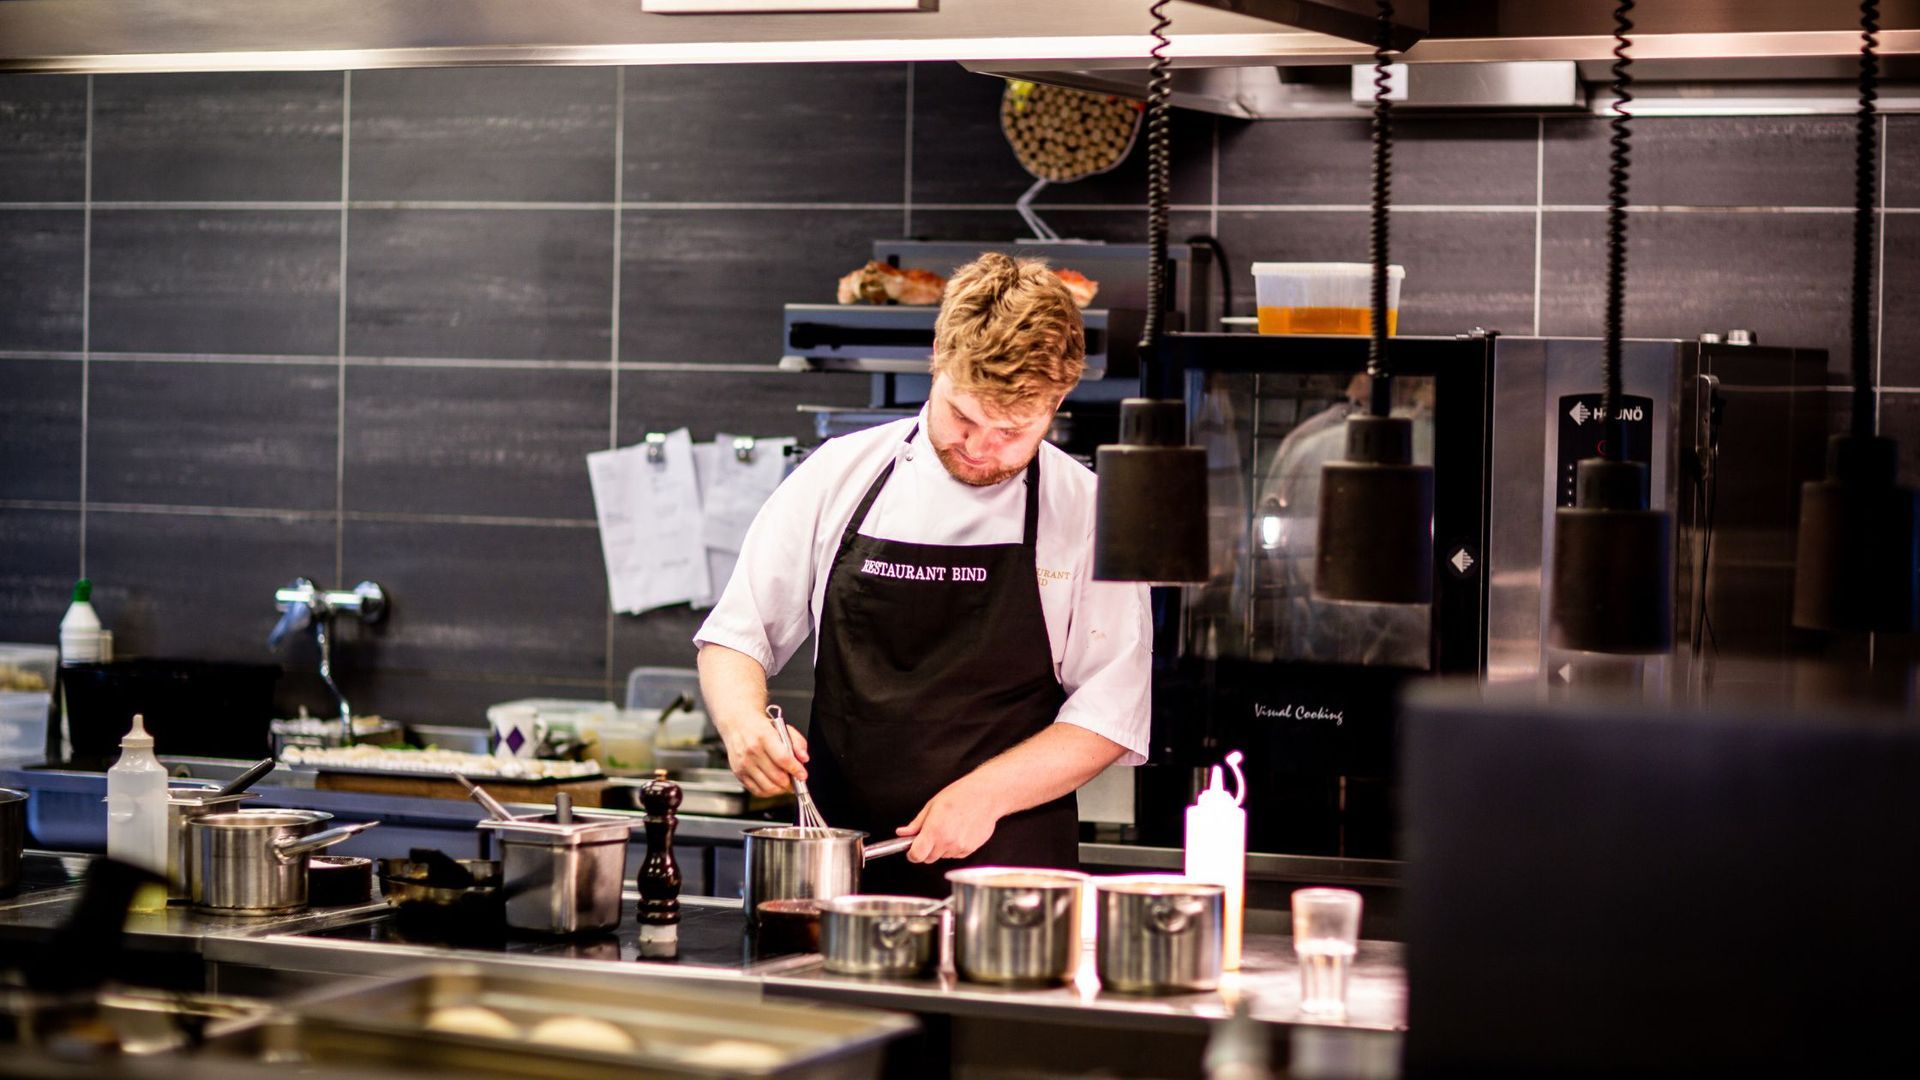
(0, 0), (1415, 74)
(990, 1), (1920, 117)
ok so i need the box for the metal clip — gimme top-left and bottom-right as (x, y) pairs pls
(732, 436), (756, 463)
(644, 432), (667, 463)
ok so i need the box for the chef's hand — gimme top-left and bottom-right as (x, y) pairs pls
(722, 722), (809, 798)
(897, 780), (999, 863)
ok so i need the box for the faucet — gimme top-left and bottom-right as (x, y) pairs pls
(270, 578), (387, 747)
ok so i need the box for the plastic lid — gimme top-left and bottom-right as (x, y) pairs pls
(121, 712), (154, 749)
(1250, 262), (1405, 278)
(72, 578), (92, 603)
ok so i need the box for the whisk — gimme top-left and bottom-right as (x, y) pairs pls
(767, 705), (830, 832)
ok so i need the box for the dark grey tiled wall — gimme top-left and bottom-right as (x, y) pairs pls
(2, 65), (1914, 725)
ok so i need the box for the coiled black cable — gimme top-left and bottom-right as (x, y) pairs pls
(1366, 0), (1395, 417)
(1852, 0), (1880, 439)
(1140, 0), (1173, 351)
(1601, 0), (1634, 461)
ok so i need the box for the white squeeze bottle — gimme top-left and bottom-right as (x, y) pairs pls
(107, 713), (169, 911)
(59, 578), (103, 665)
(1185, 750), (1248, 970)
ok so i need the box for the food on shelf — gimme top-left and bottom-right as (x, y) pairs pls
(526, 1016), (639, 1054)
(424, 1005), (520, 1039)
(678, 1039), (785, 1070)
(1053, 268), (1099, 308)
(279, 743), (602, 780)
(836, 261), (948, 305)
(1000, 80), (1143, 184)
(835, 259), (1097, 310)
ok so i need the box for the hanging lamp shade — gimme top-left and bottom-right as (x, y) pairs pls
(1315, 413), (1433, 604)
(1094, 398), (1208, 584)
(1549, 457), (1673, 653)
(1792, 433), (1920, 632)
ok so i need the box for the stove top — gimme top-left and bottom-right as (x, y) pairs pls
(2, 853), (87, 900)
(297, 897), (803, 971)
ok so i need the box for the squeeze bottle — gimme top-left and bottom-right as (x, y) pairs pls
(59, 578), (103, 665)
(1185, 750), (1248, 970)
(107, 713), (169, 910)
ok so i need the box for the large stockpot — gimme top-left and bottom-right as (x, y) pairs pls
(189, 810), (378, 915)
(947, 867), (1088, 986)
(478, 815), (631, 935)
(1094, 876), (1226, 994)
(742, 827), (913, 921)
(819, 896), (942, 978)
(164, 791), (259, 901)
(0, 788), (24, 897)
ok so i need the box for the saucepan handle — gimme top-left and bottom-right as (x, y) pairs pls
(1147, 896), (1202, 935)
(998, 891), (1046, 929)
(862, 836), (914, 862)
(273, 820), (379, 862)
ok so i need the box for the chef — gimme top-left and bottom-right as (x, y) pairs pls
(695, 252), (1151, 897)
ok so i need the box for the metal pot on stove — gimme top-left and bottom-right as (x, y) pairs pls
(742, 827), (913, 921)
(1094, 876), (1226, 994)
(947, 867), (1087, 986)
(188, 809), (378, 915)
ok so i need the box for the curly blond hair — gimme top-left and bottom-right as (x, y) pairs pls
(932, 253), (1085, 415)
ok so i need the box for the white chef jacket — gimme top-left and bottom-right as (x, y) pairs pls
(693, 407), (1153, 765)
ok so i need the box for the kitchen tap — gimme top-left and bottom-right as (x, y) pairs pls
(269, 577), (387, 746)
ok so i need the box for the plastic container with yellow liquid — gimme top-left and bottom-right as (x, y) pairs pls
(1253, 262), (1404, 336)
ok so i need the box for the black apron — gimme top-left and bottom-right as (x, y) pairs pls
(808, 425), (1078, 898)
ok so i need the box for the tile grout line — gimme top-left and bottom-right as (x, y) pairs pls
(11, 198), (1902, 214)
(606, 66), (627, 698)
(78, 75), (93, 578)
(903, 62), (915, 237)
(1876, 112), (1888, 434)
(0, 498), (603, 528)
(1870, 116), (1885, 664)
(17, 350), (787, 372)
(1532, 116), (1545, 336)
(336, 70), (351, 586)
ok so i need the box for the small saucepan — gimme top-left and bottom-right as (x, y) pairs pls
(742, 826), (913, 922)
(189, 809), (378, 915)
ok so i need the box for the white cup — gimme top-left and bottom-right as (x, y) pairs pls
(487, 704), (547, 759)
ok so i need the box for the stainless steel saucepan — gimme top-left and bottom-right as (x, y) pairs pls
(742, 827), (913, 921)
(189, 809), (379, 915)
(948, 866), (1089, 986)
(1094, 875), (1226, 994)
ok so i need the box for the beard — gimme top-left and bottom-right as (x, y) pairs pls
(934, 441), (1032, 487)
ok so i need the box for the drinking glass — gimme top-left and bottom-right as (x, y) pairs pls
(1293, 887), (1363, 1017)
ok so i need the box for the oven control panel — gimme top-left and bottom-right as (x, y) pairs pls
(1555, 393), (1653, 506)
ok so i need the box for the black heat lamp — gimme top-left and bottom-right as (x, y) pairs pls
(1313, 0), (1435, 605)
(1792, 1), (1920, 633)
(1545, 0), (1674, 654)
(1095, 399), (1208, 583)
(1093, 1), (1208, 584)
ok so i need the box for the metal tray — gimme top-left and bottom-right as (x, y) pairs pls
(205, 964), (913, 1079)
(295, 761), (602, 784)
(2, 987), (268, 1056)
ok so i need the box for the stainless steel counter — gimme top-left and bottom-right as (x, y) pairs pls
(205, 918), (1404, 1033)
(0, 852), (391, 953)
(3, 853), (1404, 1035)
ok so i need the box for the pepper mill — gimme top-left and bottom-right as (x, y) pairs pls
(636, 769), (682, 958)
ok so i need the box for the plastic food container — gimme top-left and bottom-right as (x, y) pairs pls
(592, 710), (660, 776)
(1252, 262), (1404, 336)
(0, 645), (56, 693)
